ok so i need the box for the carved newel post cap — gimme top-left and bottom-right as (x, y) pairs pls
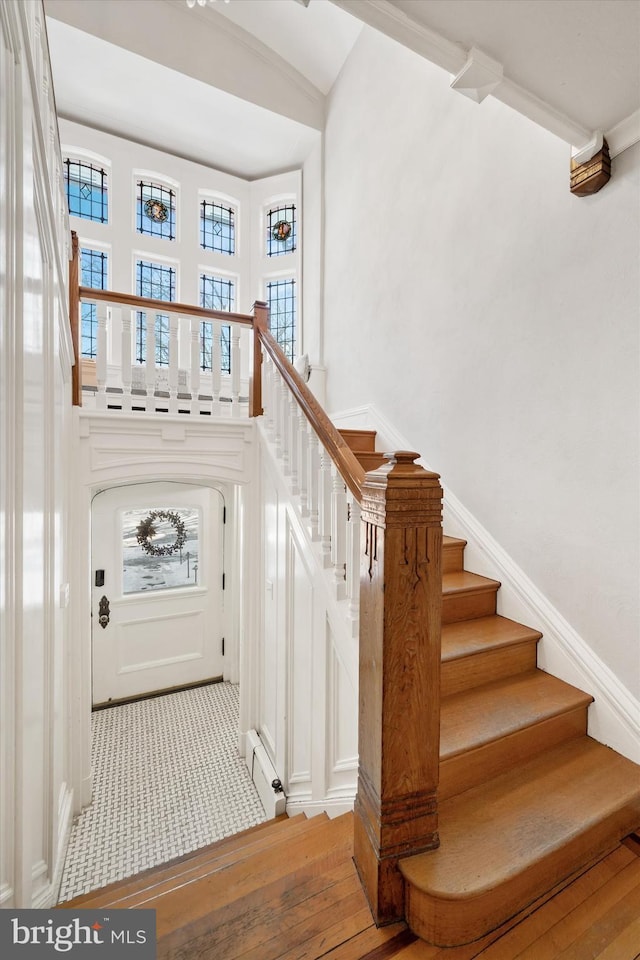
(362, 451), (443, 527)
(381, 451), (441, 481)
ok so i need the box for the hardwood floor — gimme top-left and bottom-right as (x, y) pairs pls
(61, 815), (640, 959)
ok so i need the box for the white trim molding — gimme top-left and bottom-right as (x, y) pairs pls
(330, 403), (640, 764)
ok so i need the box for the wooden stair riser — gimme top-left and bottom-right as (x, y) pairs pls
(441, 639), (538, 697)
(442, 538), (466, 574)
(355, 451), (388, 471)
(439, 705), (589, 801)
(337, 429), (377, 452)
(442, 584), (498, 623)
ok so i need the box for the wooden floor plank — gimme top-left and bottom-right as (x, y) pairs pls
(317, 922), (408, 960)
(513, 857), (640, 960)
(158, 861), (356, 960)
(275, 907), (377, 960)
(551, 883), (640, 960)
(474, 845), (637, 960)
(594, 916), (640, 960)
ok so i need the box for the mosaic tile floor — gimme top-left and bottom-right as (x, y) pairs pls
(58, 682), (266, 902)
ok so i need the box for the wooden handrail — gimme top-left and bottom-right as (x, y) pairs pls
(79, 287), (255, 326)
(258, 324), (366, 501)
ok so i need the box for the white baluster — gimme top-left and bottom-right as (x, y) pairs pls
(280, 377), (290, 473)
(318, 443), (332, 567)
(298, 412), (309, 515)
(272, 372), (282, 458)
(307, 422), (320, 538)
(231, 323), (241, 416)
(145, 313), (156, 413)
(331, 464), (348, 599)
(347, 495), (361, 628)
(96, 302), (108, 410)
(190, 317), (200, 415)
(211, 321), (221, 416)
(169, 313), (179, 416)
(120, 308), (132, 412)
(264, 357), (275, 436)
(288, 396), (299, 493)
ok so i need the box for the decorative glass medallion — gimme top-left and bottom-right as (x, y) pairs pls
(144, 198), (169, 223)
(272, 220), (292, 242)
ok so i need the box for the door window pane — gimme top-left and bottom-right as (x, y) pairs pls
(122, 507), (200, 594)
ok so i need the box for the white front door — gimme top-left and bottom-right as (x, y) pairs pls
(91, 482), (225, 705)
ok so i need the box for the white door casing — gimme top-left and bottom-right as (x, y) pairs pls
(91, 481), (225, 705)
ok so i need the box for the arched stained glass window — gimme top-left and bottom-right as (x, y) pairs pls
(266, 204), (296, 257)
(201, 201), (235, 255)
(137, 181), (176, 240)
(64, 159), (108, 223)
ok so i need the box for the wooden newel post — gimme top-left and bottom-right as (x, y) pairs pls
(249, 300), (268, 418)
(354, 451), (443, 925)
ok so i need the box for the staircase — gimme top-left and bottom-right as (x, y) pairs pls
(341, 429), (640, 948)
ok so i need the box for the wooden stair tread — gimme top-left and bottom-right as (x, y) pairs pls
(440, 671), (592, 760)
(441, 615), (541, 662)
(400, 738), (640, 945)
(442, 571), (501, 596)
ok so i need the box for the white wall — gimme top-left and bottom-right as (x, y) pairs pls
(1, 0), (74, 907)
(322, 28), (640, 698)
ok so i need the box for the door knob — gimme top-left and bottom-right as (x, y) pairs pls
(98, 595), (110, 629)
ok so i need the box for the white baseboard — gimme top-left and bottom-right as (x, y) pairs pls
(285, 796), (355, 819)
(245, 730), (286, 818)
(330, 403), (640, 764)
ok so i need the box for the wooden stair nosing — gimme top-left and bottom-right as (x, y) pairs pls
(59, 813), (300, 907)
(63, 813), (329, 910)
(400, 737), (640, 947)
(442, 572), (500, 623)
(441, 616), (542, 662)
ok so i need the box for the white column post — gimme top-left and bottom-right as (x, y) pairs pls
(168, 312), (179, 416)
(331, 464), (348, 600)
(307, 422), (320, 538)
(189, 316), (200, 415)
(120, 308), (132, 413)
(231, 323), (241, 415)
(318, 443), (332, 567)
(96, 302), (108, 411)
(145, 312), (156, 413)
(298, 412), (309, 515)
(347, 494), (361, 626)
(211, 321), (221, 416)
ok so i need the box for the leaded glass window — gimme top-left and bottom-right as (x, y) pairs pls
(80, 248), (108, 359)
(267, 278), (296, 362)
(135, 260), (176, 366)
(200, 201), (235, 255)
(64, 159), (108, 223)
(266, 204), (296, 257)
(200, 274), (234, 373)
(137, 181), (176, 241)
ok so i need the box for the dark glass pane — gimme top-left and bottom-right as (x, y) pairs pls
(266, 205), (296, 257)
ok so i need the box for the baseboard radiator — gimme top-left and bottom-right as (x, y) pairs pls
(245, 729), (287, 818)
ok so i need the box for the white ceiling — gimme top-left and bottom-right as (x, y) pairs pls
(45, 0), (640, 180)
(391, 0), (640, 133)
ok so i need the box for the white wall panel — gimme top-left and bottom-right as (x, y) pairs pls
(1, 0), (73, 907)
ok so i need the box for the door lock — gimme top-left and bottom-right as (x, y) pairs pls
(98, 595), (110, 629)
